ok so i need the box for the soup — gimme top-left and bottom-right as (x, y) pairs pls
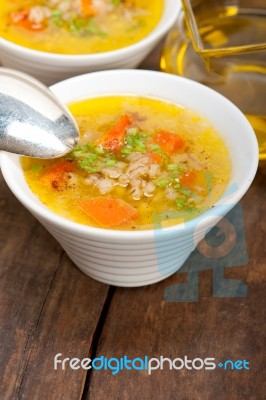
(21, 96), (231, 230)
(0, 0), (163, 54)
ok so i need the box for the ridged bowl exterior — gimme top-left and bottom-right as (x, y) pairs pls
(0, 44), (155, 85)
(0, 70), (258, 287)
(40, 219), (203, 286)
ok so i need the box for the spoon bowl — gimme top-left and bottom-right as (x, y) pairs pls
(0, 68), (79, 158)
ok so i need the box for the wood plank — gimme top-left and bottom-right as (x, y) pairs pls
(86, 164), (266, 400)
(17, 255), (110, 400)
(0, 174), (109, 399)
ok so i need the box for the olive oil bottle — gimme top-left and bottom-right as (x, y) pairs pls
(161, 2), (266, 159)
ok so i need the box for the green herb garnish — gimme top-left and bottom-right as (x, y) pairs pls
(156, 178), (169, 188)
(105, 159), (117, 167)
(175, 198), (187, 209)
(121, 146), (133, 155)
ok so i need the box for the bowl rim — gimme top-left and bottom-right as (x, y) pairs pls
(0, 69), (259, 241)
(0, 0), (180, 62)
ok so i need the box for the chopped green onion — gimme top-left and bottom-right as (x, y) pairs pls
(126, 127), (139, 136)
(175, 198), (187, 209)
(74, 17), (89, 30)
(135, 141), (146, 152)
(69, 21), (78, 32)
(167, 164), (179, 172)
(51, 17), (63, 27)
(79, 154), (98, 169)
(84, 166), (100, 173)
(86, 143), (97, 152)
(173, 182), (180, 190)
(95, 146), (106, 155)
(51, 9), (62, 17)
(179, 187), (193, 197)
(105, 159), (116, 167)
(86, 153), (98, 163)
(156, 178), (169, 188)
(86, 18), (107, 37)
(168, 163), (186, 173)
(178, 188), (200, 202)
(121, 146), (133, 155)
(72, 150), (85, 158)
(149, 144), (162, 154)
(125, 136), (134, 146)
(125, 128), (149, 152)
(178, 164), (187, 172)
(140, 131), (149, 138)
(149, 144), (161, 151)
(170, 171), (179, 179)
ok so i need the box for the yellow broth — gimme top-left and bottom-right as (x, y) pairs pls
(0, 0), (163, 54)
(21, 96), (231, 230)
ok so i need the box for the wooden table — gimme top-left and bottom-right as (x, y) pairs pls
(0, 44), (265, 400)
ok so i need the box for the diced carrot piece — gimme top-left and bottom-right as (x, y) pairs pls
(40, 160), (74, 189)
(9, 10), (46, 31)
(20, 19), (46, 31)
(154, 130), (185, 155)
(180, 169), (197, 189)
(9, 10), (29, 24)
(180, 169), (209, 195)
(77, 197), (139, 227)
(148, 152), (162, 164)
(81, 0), (97, 17)
(99, 115), (132, 153)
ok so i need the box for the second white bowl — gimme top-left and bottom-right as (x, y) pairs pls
(0, 1), (180, 85)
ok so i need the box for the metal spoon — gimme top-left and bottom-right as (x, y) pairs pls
(0, 68), (79, 158)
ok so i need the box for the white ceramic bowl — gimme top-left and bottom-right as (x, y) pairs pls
(0, 70), (258, 287)
(0, 1), (180, 85)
